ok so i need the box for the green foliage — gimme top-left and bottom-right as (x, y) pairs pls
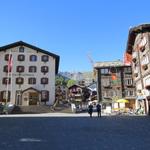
(55, 76), (69, 86)
(67, 79), (76, 88)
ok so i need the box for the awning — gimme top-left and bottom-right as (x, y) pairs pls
(137, 96), (145, 100)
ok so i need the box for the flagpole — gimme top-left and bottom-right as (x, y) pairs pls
(10, 55), (13, 103)
(6, 51), (12, 105)
(6, 58), (10, 105)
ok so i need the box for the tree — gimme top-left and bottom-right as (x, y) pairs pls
(55, 75), (68, 86)
(67, 79), (76, 88)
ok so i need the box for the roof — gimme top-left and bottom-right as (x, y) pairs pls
(68, 84), (85, 89)
(126, 23), (150, 54)
(0, 41), (60, 74)
(94, 60), (124, 68)
(22, 87), (40, 93)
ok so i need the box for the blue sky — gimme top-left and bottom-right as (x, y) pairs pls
(0, 0), (150, 72)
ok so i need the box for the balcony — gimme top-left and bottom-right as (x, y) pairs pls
(103, 84), (112, 88)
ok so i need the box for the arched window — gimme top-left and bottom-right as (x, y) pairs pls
(18, 55), (25, 61)
(30, 55), (37, 61)
(41, 55), (49, 62)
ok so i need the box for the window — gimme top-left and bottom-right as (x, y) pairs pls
(141, 55), (149, 66)
(29, 66), (37, 72)
(125, 79), (133, 85)
(125, 90), (134, 97)
(19, 46), (24, 52)
(101, 68), (109, 74)
(30, 55), (37, 61)
(3, 65), (12, 73)
(0, 91), (10, 102)
(18, 55), (25, 61)
(103, 91), (109, 97)
(3, 65), (8, 72)
(16, 66), (24, 73)
(41, 90), (49, 101)
(41, 78), (48, 84)
(5, 54), (10, 61)
(2, 78), (11, 84)
(41, 66), (49, 74)
(124, 67), (132, 73)
(41, 55), (49, 62)
(16, 77), (24, 84)
(28, 78), (36, 84)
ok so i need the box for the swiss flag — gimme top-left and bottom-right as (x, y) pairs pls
(111, 73), (117, 80)
(8, 54), (13, 72)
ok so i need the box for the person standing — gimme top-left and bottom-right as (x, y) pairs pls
(88, 103), (93, 117)
(96, 103), (101, 117)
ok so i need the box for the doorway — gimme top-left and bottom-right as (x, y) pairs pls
(29, 92), (39, 105)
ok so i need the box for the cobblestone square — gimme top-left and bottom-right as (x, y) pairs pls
(0, 115), (150, 150)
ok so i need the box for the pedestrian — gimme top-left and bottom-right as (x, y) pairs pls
(96, 103), (101, 117)
(88, 103), (93, 117)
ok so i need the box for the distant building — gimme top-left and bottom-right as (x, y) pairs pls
(60, 71), (94, 86)
(94, 60), (136, 109)
(0, 41), (59, 106)
(126, 24), (150, 114)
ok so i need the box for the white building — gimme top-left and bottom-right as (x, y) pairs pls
(0, 41), (59, 106)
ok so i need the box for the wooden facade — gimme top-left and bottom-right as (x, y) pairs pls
(94, 61), (136, 109)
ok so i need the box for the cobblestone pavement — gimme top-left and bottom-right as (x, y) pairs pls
(0, 114), (150, 150)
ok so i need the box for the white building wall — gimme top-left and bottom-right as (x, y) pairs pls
(0, 45), (56, 105)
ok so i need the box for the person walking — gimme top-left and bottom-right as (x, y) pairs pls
(96, 103), (101, 117)
(88, 103), (93, 117)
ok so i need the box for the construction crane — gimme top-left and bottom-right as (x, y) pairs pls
(87, 52), (96, 81)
